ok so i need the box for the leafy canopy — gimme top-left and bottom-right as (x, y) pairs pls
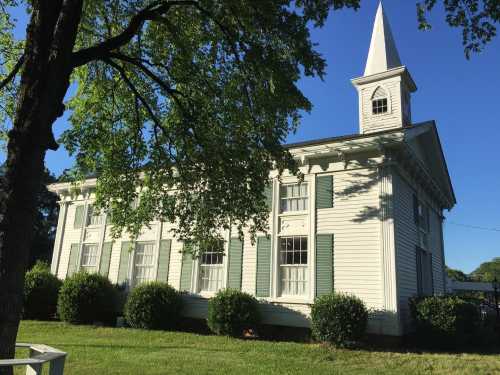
(0, 1), (498, 251)
(470, 257), (500, 282)
(59, 0), (362, 248)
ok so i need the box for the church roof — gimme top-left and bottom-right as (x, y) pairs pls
(364, 2), (402, 76)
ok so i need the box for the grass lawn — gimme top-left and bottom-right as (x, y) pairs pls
(13, 321), (500, 375)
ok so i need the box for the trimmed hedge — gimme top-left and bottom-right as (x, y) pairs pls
(207, 289), (260, 337)
(311, 292), (368, 347)
(124, 282), (182, 330)
(57, 271), (117, 324)
(23, 261), (62, 320)
(409, 295), (480, 349)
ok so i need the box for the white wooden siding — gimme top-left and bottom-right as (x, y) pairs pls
(393, 170), (446, 332)
(317, 168), (383, 310)
(392, 172), (418, 331)
(360, 77), (403, 134)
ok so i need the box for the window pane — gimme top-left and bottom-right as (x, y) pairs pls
(300, 237), (307, 251)
(300, 184), (307, 196)
(279, 236), (308, 296)
(280, 183), (309, 212)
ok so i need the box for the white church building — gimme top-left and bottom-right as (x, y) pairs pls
(48, 3), (455, 336)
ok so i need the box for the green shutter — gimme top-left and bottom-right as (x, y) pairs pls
(315, 234), (334, 296)
(256, 236), (271, 297)
(180, 245), (193, 292)
(117, 242), (132, 285)
(67, 243), (80, 277)
(316, 175), (334, 209)
(157, 239), (172, 283)
(74, 205), (84, 229)
(99, 242), (113, 277)
(264, 183), (273, 210)
(227, 238), (244, 290)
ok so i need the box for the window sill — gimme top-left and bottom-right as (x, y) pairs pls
(278, 211), (308, 217)
(263, 296), (312, 305)
(85, 224), (103, 229)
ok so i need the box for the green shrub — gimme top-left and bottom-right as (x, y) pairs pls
(207, 289), (260, 337)
(311, 293), (368, 347)
(23, 261), (62, 320)
(124, 282), (182, 330)
(409, 295), (480, 349)
(57, 271), (117, 324)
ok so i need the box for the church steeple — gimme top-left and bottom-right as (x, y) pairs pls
(364, 2), (402, 76)
(352, 2), (417, 135)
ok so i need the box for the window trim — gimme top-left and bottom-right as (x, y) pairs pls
(278, 235), (309, 297)
(372, 98), (388, 115)
(86, 204), (104, 227)
(370, 85), (391, 116)
(191, 234), (230, 297)
(131, 241), (157, 288)
(279, 182), (309, 214)
(79, 243), (99, 273)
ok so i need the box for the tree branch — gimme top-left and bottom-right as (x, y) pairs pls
(103, 58), (163, 129)
(0, 54), (24, 91)
(71, 0), (198, 68)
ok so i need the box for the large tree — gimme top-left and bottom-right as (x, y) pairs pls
(0, 164), (58, 267)
(471, 257), (500, 283)
(0, 0), (498, 370)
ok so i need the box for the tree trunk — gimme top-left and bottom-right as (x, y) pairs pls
(0, 2), (82, 373)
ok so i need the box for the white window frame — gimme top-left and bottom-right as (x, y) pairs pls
(192, 233), (230, 297)
(271, 175), (315, 303)
(197, 247), (225, 293)
(278, 236), (309, 297)
(417, 200), (430, 250)
(131, 241), (156, 287)
(86, 204), (104, 227)
(369, 85), (392, 116)
(279, 182), (309, 214)
(80, 243), (99, 273)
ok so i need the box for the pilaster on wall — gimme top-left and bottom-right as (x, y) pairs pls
(379, 166), (400, 335)
(51, 200), (69, 275)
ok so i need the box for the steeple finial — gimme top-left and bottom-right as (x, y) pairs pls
(364, 2), (402, 76)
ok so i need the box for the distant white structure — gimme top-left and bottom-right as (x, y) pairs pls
(446, 278), (494, 293)
(48, 2), (456, 337)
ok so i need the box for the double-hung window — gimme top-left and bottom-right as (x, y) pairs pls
(86, 205), (104, 226)
(416, 200), (430, 250)
(132, 242), (155, 286)
(198, 246), (224, 293)
(279, 236), (308, 296)
(80, 244), (98, 273)
(280, 183), (308, 213)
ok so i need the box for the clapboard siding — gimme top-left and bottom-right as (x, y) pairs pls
(429, 204), (445, 294)
(393, 171), (446, 331)
(241, 234), (257, 295)
(360, 78), (402, 134)
(317, 168), (383, 310)
(57, 203), (85, 278)
(393, 172), (418, 331)
(49, 153), (447, 337)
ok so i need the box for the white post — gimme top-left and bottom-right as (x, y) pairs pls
(25, 363), (42, 375)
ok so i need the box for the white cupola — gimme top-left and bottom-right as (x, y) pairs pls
(351, 2), (417, 135)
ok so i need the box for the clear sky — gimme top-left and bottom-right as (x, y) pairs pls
(1, 1), (499, 273)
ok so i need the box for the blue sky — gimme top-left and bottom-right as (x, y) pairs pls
(2, 1), (499, 272)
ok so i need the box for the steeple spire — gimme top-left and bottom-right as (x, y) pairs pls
(364, 2), (402, 76)
(351, 2), (417, 134)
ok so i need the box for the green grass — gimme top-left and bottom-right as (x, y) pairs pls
(12, 321), (500, 375)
